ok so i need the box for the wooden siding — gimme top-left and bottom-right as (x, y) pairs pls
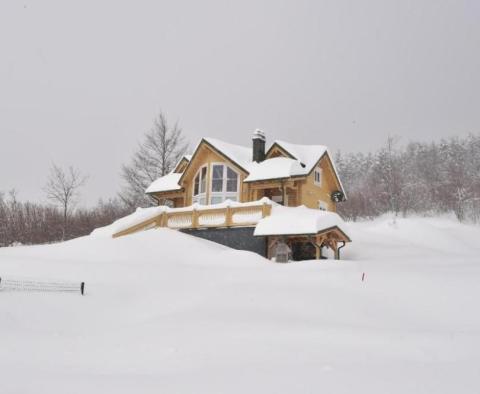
(180, 143), (248, 206)
(298, 155), (338, 211)
(265, 144), (295, 160)
(150, 140), (343, 212)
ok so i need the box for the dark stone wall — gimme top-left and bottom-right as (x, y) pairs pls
(180, 227), (267, 257)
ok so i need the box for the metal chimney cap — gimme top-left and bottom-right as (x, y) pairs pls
(252, 129), (266, 141)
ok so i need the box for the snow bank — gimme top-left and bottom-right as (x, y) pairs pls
(254, 204), (350, 237)
(1, 217), (480, 393)
(91, 206), (166, 237)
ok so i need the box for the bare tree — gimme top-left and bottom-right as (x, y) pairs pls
(44, 164), (88, 239)
(120, 111), (189, 208)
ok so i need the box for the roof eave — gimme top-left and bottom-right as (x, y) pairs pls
(254, 225), (351, 242)
(243, 174), (306, 183)
(146, 188), (184, 195)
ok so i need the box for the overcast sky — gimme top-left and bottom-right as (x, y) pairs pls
(1, 0), (479, 206)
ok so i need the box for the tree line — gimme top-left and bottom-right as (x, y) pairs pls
(336, 134), (480, 223)
(1, 110), (479, 247)
(0, 112), (186, 247)
(0, 192), (130, 247)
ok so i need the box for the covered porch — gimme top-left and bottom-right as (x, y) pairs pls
(248, 179), (301, 207)
(254, 204), (351, 261)
(265, 227), (350, 261)
(151, 190), (186, 208)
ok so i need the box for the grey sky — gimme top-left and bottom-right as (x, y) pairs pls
(1, 0), (479, 206)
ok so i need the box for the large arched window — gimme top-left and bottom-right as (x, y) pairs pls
(192, 165), (207, 204)
(210, 163), (239, 204)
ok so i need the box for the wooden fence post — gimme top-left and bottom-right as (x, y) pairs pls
(226, 206), (232, 227)
(262, 203), (271, 218)
(192, 209), (199, 228)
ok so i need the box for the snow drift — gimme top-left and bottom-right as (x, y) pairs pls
(0, 216), (480, 393)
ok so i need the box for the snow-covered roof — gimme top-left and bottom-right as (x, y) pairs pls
(272, 141), (327, 172)
(271, 140), (346, 195)
(145, 173), (183, 193)
(172, 154), (192, 172)
(203, 138), (252, 171)
(146, 136), (346, 195)
(244, 157), (306, 182)
(254, 204), (350, 239)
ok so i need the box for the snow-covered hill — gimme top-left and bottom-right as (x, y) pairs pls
(0, 217), (479, 394)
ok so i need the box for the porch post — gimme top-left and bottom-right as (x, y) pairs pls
(225, 206), (233, 226)
(192, 209), (199, 228)
(333, 241), (339, 260)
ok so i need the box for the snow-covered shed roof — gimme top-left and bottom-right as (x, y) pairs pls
(145, 173), (183, 193)
(254, 204), (350, 240)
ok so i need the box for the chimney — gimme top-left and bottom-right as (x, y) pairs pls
(252, 129), (266, 163)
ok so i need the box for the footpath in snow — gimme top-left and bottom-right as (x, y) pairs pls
(0, 216), (479, 394)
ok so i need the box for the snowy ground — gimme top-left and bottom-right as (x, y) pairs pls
(0, 216), (479, 394)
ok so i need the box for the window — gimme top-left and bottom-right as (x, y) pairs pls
(210, 163), (239, 204)
(192, 166), (207, 204)
(314, 167), (322, 186)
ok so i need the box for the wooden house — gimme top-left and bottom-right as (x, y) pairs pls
(115, 130), (350, 261)
(146, 130), (346, 211)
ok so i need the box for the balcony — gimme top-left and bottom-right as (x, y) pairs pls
(112, 200), (272, 238)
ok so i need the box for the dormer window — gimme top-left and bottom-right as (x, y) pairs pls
(314, 167), (322, 186)
(192, 165), (207, 204)
(210, 163), (239, 204)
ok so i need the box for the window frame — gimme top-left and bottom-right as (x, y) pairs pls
(192, 165), (208, 205)
(314, 167), (323, 187)
(209, 162), (240, 204)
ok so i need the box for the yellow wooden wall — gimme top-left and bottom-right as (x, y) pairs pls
(297, 155), (339, 211)
(181, 144), (248, 206)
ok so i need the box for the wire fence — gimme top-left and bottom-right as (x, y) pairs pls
(0, 277), (85, 295)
